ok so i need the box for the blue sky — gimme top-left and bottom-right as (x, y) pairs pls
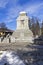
(0, 0), (43, 30)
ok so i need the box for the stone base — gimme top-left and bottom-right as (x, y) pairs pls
(12, 29), (33, 43)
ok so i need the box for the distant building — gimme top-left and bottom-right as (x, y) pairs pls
(0, 28), (13, 37)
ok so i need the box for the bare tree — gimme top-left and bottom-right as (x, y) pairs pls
(0, 22), (7, 29)
(41, 21), (43, 35)
(35, 19), (40, 36)
(30, 17), (40, 36)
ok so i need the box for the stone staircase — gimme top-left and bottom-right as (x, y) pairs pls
(2, 37), (9, 43)
(0, 34), (10, 43)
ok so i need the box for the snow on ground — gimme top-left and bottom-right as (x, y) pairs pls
(0, 51), (25, 65)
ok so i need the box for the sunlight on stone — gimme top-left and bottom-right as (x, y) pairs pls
(0, 51), (25, 65)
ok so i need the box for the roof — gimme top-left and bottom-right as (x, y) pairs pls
(0, 28), (13, 32)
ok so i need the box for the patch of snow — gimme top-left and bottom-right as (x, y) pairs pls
(0, 51), (25, 65)
(20, 11), (26, 15)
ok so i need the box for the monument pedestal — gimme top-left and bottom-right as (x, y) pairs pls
(12, 29), (33, 43)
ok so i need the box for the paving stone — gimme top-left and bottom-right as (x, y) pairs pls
(37, 61), (43, 65)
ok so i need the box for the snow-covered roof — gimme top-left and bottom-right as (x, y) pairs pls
(20, 11), (26, 15)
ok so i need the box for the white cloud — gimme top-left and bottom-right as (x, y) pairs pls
(3, 1), (43, 23)
(2, 0), (21, 23)
(4, 17), (14, 23)
(24, 2), (43, 14)
(4, 8), (18, 23)
(0, 0), (9, 8)
(4, 6), (22, 23)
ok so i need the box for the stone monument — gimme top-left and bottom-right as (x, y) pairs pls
(12, 11), (33, 43)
